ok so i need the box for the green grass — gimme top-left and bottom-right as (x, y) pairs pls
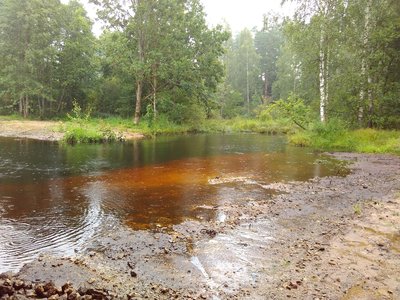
(0, 114), (25, 121)
(198, 117), (293, 134)
(353, 203), (362, 215)
(61, 120), (122, 144)
(60, 115), (294, 144)
(289, 121), (400, 155)
(9, 112), (398, 154)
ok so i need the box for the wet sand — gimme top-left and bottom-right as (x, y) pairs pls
(1, 152), (399, 299)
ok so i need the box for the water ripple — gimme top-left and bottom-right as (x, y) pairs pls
(0, 181), (117, 273)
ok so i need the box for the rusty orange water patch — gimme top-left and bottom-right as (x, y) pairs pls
(0, 152), (337, 230)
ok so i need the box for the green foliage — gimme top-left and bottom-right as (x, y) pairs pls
(66, 101), (92, 123)
(62, 120), (120, 144)
(0, 0), (96, 118)
(218, 28), (262, 118)
(289, 120), (400, 154)
(92, 0), (228, 124)
(198, 117), (293, 134)
(276, 0), (400, 127)
(261, 95), (313, 130)
(62, 102), (120, 143)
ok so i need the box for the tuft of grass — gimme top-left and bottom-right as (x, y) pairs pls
(62, 121), (121, 144)
(198, 117), (294, 134)
(353, 203), (362, 215)
(289, 120), (400, 155)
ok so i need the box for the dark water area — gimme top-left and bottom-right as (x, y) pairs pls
(0, 134), (344, 272)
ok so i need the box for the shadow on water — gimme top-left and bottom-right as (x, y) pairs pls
(0, 134), (346, 272)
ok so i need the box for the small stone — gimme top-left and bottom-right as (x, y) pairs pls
(35, 284), (46, 298)
(25, 289), (36, 297)
(0, 284), (14, 297)
(130, 271), (137, 278)
(67, 292), (81, 300)
(62, 283), (72, 293)
(13, 280), (25, 290)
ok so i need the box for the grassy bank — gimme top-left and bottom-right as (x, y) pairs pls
(289, 122), (400, 155)
(60, 116), (293, 143)
(3, 114), (398, 155)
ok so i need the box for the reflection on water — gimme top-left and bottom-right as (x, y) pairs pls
(0, 134), (343, 272)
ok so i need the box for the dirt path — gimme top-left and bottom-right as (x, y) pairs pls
(1, 153), (399, 299)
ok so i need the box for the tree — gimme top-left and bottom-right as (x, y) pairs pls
(0, 0), (96, 118)
(278, 0), (400, 128)
(254, 14), (284, 104)
(224, 29), (261, 116)
(54, 0), (97, 114)
(91, 0), (228, 124)
(0, 0), (60, 117)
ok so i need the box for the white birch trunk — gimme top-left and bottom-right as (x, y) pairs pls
(246, 47), (250, 116)
(358, 0), (372, 125)
(319, 29), (326, 123)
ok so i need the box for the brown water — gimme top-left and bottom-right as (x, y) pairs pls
(0, 134), (343, 272)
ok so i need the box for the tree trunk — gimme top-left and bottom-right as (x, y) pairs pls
(19, 97), (23, 116)
(246, 47), (250, 115)
(152, 70), (157, 120)
(319, 30), (326, 123)
(134, 79), (142, 125)
(23, 95), (29, 118)
(134, 2), (145, 125)
(359, 0), (372, 126)
(358, 57), (367, 125)
(263, 72), (269, 104)
(367, 75), (373, 128)
(57, 88), (66, 113)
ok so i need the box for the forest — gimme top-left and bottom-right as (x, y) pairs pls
(0, 0), (399, 144)
(1, 1), (400, 297)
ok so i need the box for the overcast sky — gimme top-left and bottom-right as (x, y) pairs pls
(201, 0), (294, 32)
(77, 0), (295, 35)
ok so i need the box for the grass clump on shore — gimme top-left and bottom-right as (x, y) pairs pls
(289, 120), (400, 155)
(62, 123), (120, 144)
(61, 102), (121, 144)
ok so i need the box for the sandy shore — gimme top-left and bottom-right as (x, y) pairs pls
(0, 120), (64, 141)
(0, 120), (144, 142)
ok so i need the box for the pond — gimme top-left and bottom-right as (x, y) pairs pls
(0, 134), (342, 273)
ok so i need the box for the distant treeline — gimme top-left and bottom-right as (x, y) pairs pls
(0, 0), (399, 128)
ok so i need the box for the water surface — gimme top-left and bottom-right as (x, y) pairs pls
(0, 134), (342, 272)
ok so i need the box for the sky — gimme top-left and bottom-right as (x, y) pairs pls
(201, 0), (294, 33)
(76, 0), (295, 36)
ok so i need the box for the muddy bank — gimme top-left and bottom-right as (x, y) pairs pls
(2, 153), (400, 299)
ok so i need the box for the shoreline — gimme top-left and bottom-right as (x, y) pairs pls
(0, 152), (399, 299)
(0, 120), (145, 142)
